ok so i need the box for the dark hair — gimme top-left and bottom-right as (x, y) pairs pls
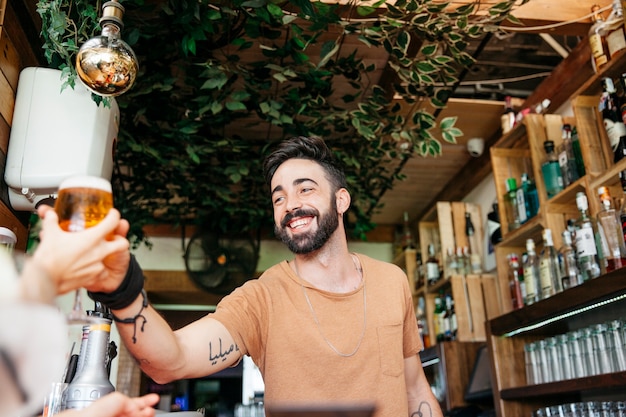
(263, 136), (348, 191)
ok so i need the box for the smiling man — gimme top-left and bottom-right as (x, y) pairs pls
(43, 135), (443, 417)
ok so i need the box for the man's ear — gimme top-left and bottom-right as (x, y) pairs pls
(336, 188), (351, 215)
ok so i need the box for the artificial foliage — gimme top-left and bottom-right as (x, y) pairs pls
(37, 0), (523, 247)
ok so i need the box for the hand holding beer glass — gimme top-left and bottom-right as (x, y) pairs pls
(54, 175), (114, 324)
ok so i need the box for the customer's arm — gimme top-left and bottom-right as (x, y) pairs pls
(405, 355), (444, 417)
(58, 392), (159, 417)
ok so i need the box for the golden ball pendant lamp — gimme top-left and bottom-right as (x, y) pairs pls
(75, 0), (138, 97)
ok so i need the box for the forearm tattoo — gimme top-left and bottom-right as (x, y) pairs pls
(209, 338), (240, 365)
(410, 401), (432, 417)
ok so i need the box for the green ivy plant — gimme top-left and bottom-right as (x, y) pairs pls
(36, 0), (524, 246)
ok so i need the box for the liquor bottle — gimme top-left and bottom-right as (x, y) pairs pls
(523, 238), (541, 305)
(416, 297), (430, 349)
(558, 124), (580, 187)
(539, 228), (562, 299)
(449, 298), (458, 341)
(507, 253), (524, 310)
(425, 243), (441, 286)
(606, 0), (626, 58)
(443, 293), (453, 341)
(433, 293), (446, 343)
(465, 212), (483, 273)
(401, 211), (415, 250)
(504, 177), (521, 231)
(600, 77), (626, 155)
(620, 181), (626, 243)
(444, 247), (458, 279)
(456, 246), (467, 275)
(574, 192), (603, 281)
(516, 176), (529, 225)
(501, 95), (516, 134)
(521, 173), (540, 219)
(597, 186), (626, 272)
(589, 4), (610, 72)
(571, 126), (586, 178)
(559, 230), (582, 289)
(620, 73), (626, 125)
(541, 140), (565, 198)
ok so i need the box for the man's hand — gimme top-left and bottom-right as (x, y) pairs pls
(29, 206), (132, 295)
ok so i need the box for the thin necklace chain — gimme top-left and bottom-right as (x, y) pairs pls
(296, 255), (367, 357)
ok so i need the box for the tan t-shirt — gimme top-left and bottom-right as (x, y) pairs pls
(211, 253), (422, 416)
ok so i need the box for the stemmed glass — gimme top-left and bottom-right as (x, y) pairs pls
(54, 175), (114, 324)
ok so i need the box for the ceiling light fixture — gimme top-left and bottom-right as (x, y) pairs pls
(75, 0), (138, 97)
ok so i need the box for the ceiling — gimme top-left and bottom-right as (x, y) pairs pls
(370, 0), (601, 228)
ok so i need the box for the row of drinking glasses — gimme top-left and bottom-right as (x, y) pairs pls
(234, 403), (265, 417)
(533, 401), (626, 417)
(525, 319), (626, 384)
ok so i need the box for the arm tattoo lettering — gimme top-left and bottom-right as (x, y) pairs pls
(209, 338), (240, 365)
(410, 401), (432, 417)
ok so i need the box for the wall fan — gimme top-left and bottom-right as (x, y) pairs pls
(184, 230), (260, 295)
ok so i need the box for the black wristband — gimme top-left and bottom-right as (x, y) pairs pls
(88, 254), (145, 310)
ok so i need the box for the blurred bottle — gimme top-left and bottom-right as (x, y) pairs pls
(558, 124), (580, 187)
(597, 186), (626, 272)
(620, 181), (626, 243)
(589, 4), (610, 72)
(523, 238), (541, 305)
(444, 247), (458, 279)
(426, 243), (441, 286)
(539, 228), (562, 299)
(443, 293), (453, 341)
(465, 212), (483, 273)
(449, 298), (457, 341)
(504, 178), (521, 231)
(559, 229), (582, 289)
(507, 253), (524, 310)
(416, 297), (430, 349)
(541, 140), (565, 198)
(433, 293), (446, 343)
(575, 192), (603, 280)
(487, 200), (502, 245)
(600, 77), (626, 156)
(571, 126), (586, 178)
(501, 95), (516, 134)
(521, 173), (540, 220)
(401, 211), (416, 250)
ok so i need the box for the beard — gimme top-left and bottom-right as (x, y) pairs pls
(274, 202), (339, 254)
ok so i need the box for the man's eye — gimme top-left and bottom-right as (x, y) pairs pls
(273, 196), (284, 205)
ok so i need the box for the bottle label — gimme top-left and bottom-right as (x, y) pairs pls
(426, 262), (440, 280)
(607, 28), (626, 57)
(539, 259), (554, 296)
(575, 225), (598, 257)
(590, 34), (608, 65)
(604, 119), (626, 151)
(523, 266), (537, 298)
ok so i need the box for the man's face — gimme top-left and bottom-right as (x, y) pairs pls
(270, 159), (339, 254)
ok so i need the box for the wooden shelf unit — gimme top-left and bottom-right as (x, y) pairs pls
(486, 47), (626, 417)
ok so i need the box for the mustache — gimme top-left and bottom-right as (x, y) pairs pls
(281, 208), (319, 228)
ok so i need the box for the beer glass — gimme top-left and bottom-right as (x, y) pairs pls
(54, 175), (113, 323)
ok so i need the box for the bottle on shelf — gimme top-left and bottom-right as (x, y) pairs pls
(539, 228), (562, 299)
(504, 177), (521, 231)
(558, 124), (580, 187)
(507, 253), (524, 310)
(433, 292), (446, 343)
(443, 293), (454, 342)
(416, 297), (430, 349)
(571, 126), (586, 178)
(501, 95), (516, 134)
(456, 246), (468, 275)
(520, 172), (540, 220)
(415, 251), (424, 289)
(597, 186), (626, 272)
(425, 243), (441, 286)
(620, 181), (626, 243)
(465, 212), (483, 274)
(541, 140), (565, 198)
(589, 4), (611, 72)
(401, 211), (416, 250)
(574, 192), (603, 281)
(605, 0), (626, 58)
(600, 77), (626, 156)
(559, 229), (582, 289)
(449, 298), (457, 341)
(523, 238), (541, 305)
(444, 247), (458, 279)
